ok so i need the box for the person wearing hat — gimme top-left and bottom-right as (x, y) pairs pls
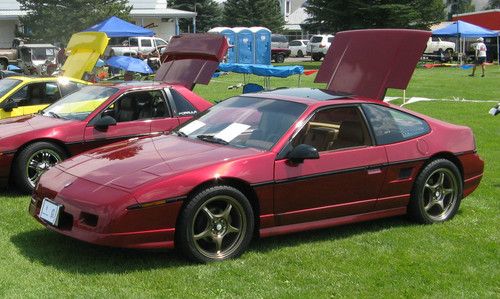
(470, 37), (487, 77)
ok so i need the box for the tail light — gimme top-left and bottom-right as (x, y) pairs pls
(319, 44), (326, 48)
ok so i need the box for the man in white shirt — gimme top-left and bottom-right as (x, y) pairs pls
(470, 37), (487, 77)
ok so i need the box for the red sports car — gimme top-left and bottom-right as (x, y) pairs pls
(30, 30), (484, 263)
(0, 34), (227, 192)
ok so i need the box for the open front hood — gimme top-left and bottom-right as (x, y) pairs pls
(315, 29), (431, 100)
(155, 34), (228, 90)
(61, 32), (109, 80)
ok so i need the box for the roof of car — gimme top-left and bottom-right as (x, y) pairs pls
(256, 88), (351, 102)
(8, 76), (88, 84)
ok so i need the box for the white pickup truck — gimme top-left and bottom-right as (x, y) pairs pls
(106, 36), (168, 57)
(424, 37), (455, 54)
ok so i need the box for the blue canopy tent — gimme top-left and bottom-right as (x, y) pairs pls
(432, 20), (499, 63)
(83, 16), (154, 37)
(219, 63), (305, 89)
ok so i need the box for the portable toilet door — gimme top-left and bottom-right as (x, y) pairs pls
(208, 27), (236, 63)
(234, 27), (254, 64)
(250, 27), (271, 65)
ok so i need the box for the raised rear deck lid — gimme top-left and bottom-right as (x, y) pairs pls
(315, 29), (431, 100)
(155, 34), (228, 90)
(61, 32), (109, 80)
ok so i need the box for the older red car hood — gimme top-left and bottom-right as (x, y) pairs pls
(57, 135), (260, 190)
(0, 114), (70, 138)
(315, 29), (431, 100)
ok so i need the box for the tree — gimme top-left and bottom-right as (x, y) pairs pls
(487, 0), (500, 8)
(304, 0), (445, 33)
(222, 0), (285, 32)
(168, 0), (223, 33)
(446, 0), (475, 19)
(18, 0), (132, 44)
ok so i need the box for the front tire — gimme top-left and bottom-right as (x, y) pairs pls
(274, 53), (285, 63)
(13, 142), (66, 193)
(176, 185), (254, 263)
(297, 50), (304, 57)
(408, 159), (462, 224)
(312, 53), (322, 61)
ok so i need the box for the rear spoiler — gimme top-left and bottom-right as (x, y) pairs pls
(315, 29), (431, 100)
(155, 34), (228, 90)
(61, 32), (109, 80)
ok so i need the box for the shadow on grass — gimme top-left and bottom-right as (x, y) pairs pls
(11, 215), (416, 274)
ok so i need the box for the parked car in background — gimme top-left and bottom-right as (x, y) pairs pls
(0, 70), (19, 79)
(30, 29), (483, 263)
(289, 39), (309, 57)
(271, 34), (290, 63)
(308, 34), (334, 61)
(424, 37), (455, 55)
(0, 76), (88, 119)
(0, 39), (59, 75)
(106, 36), (168, 58)
(0, 33), (227, 193)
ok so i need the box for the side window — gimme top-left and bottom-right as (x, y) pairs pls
(290, 41), (300, 46)
(45, 83), (61, 102)
(292, 106), (371, 152)
(129, 38), (138, 47)
(11, 83), (57, 106)
(141, 39), (152, 47)
(170, 89), (197, 116)
(362, 104), (430, 145)
(103, 90), (170, 123)
(327, 37), (334, 43)
(155, 39), (167, 46)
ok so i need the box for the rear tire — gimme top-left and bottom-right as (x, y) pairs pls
(408, 159), (462, 224)
(312, 53), (322, 61)
(274, 53), (285, 63)
(13, 142), (67, 193)
(176, 185), (254, 263)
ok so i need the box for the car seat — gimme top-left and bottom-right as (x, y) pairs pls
(115, 97), (137, 122)
(330, 121), (364, 150)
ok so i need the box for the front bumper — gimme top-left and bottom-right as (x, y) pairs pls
(29, 179), (183, 249)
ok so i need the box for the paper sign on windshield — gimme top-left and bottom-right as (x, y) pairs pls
(214, 123), (250, 142)
(180, 120), (205, 135)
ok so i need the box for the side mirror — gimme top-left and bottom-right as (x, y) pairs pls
(287, 144), (319, 164)
(94, 115), (117, 131)
(2, 100), (18, 112)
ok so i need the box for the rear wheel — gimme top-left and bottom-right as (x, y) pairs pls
(312, 53), (322, 61)
(274, 53), (285, 63)
(176, 185), (254, 263)
(408, 159), (462, 224)
(13, 142), (67, 193)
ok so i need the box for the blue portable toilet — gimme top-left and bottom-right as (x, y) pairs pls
(250, 27), (271, 65)
(208, 27), (236, 63)
(234, 27), (254, 64)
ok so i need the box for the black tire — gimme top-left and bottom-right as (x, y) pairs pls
(176, 185), (254, 263)
(408, 159), (463, 224)
(274, 53), (285, 63)
(297, 50), (304, 57)
(312, 53), (322, 61)
(13, 142), (67, 193)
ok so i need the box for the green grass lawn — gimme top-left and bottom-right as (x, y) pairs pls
(1, 65), (499, 298)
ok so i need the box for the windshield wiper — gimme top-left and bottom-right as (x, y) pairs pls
(47, 111), (62, 119)
(196, 134), (229, 145)
(174, 130), (187, 137)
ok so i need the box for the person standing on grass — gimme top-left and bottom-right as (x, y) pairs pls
(470, 37), (487, 77)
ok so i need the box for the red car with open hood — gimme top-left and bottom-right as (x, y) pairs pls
(30, 30), (484, 263)
(0, 34), (227, 193)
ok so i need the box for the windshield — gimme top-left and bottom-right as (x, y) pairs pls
(0, 78), (21, 98)
(175, 96), (307, 150)
(42, 85), (117, 120)
(31, 48), (55, 61)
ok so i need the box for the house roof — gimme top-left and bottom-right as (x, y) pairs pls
(284, 7), (309, 31)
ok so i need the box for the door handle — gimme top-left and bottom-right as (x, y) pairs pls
(367, 167), (382, 175)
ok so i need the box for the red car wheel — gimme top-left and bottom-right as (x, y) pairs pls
(409, 159), (463, 224)
(176, 185), (254, 263)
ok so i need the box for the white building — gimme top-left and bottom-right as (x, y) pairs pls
(0, 0), (196, 47)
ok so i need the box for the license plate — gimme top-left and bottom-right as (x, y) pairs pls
(39, 198), (62, 226)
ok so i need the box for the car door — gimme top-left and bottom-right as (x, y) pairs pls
(84, 91), (153, 147)
(273, 105), (387, 226)
(4, 82), (57, 116)
(144, 89), (180, 134)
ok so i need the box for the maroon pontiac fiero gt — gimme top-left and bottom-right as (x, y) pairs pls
(30, 30), (484, 263)
(0, 34), (228, 192)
